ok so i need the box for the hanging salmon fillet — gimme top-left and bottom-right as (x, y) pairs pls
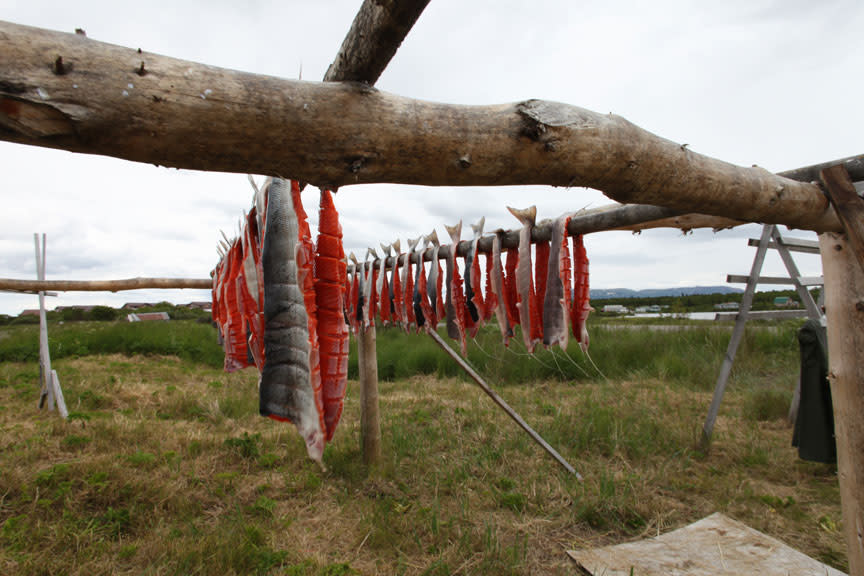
(314, 189), (350, 442)
(390, 240), (403, 327)
(444, 222), (469, 355)
(257, 178), (325, 464)
(572, 234), (591, 351)
(508, 206), (538, 352)
(542, 215), (571, 350)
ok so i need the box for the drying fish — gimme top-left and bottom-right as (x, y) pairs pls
(504, 246), (520, 331)
(239, 207), (266, 369)
(542, 215), (571, 350)
(508, 206), (539, 352)
(444, 221), (469, 355)
(348, 253), (363, 334)
(426, 230), (442, 329)
(467, 218), (485, 330)
(413, 236), (432, 330)
(377, 244), (391, 326)
(532, 233), (549, 347)
(490, 231), (512, 345)
(258, 177), (325, 464)
(314, 189), (350, 442)
(403, 236), (419, 330)
(482, 246), (496, 323)
(390, 239), (403, 327)
(364, 248), (377, 329)
(572, 234), (591, 351)
(443, 222), (462, 341)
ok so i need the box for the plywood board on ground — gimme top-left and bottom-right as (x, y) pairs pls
(567, 512), (844, 576)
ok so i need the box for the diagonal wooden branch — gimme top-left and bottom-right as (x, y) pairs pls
(0, 20), (843, 232)
(324, 0), (431, 84)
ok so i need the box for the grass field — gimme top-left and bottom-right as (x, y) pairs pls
(0, 320), (845, 574)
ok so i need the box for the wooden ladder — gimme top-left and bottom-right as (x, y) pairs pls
(700, 224), (823, 447)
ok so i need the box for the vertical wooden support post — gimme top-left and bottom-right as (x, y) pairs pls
(34, 233), (55, 411)
(700, 224), (774, 448)
(820, 231), (864, 575)
(820, 165), (864, 575)
(357, 324), (381, 466)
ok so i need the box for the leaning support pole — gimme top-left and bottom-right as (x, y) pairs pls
(700, 224), (774, 448)
(820, 231), (864, 575)
(427, 329), (582, 479)
(357, 324), (382, 466)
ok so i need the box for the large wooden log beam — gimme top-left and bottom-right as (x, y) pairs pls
(0, 20), (842, 232)
(0, 277), (211, 292)
(324, 0), (431, 84)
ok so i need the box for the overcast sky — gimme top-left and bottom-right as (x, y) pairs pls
(2, 0), (861, 316)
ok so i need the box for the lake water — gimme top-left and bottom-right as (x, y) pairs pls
(627, 312), (717, 321)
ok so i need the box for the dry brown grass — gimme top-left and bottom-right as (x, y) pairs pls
(0, 353), (845, 575)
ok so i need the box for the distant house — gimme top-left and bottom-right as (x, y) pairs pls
(122, 302), (152, 310)
(184, 301), (212, 311)
(602, 304), (629, 314)
(127, 312), (170, 322)
(715, 302), (740, 310)
(774, 297), (798, 308)
(19, 309), (40, 317)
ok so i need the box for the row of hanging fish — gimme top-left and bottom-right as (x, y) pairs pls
(211, 178), (349, 464)
(345, 206), (592, 356)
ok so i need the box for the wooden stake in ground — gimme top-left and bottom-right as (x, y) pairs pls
(427, 329), (581, 479)
(819, 230), (864, 575)
(357, 323), (382, 466)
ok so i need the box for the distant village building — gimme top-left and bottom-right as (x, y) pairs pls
(602, 304), (629, 314)
(127, 312), (170, 322)
(122, 302), (152, 310)
(635, 305), (662, 313)
(19, 309), (40, 317)
(774, 296), (798, 308)
(714, 302), (740, 310)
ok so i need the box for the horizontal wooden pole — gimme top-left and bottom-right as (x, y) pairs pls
(0, 277), (211, 292)
(747, 238), (821, 254)
(0, 20), (842, 232)
(715, 309), (810, 321)
(350, 203), (748, 273)
(726, 274), (824, 286)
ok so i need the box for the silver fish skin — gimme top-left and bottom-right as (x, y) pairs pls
(412, 236), (427, 327)
(465, 217), (484, 323)
(444, 221), (462, 340)
(259, 177), (324, 463)
(426, 230), (440, 319)
(507, 206), (537, 352)
(363, 248), (376, 329)
(543, 215), (569, 349)
(400, 238), (415, 331)
(491, 232), (512, 344)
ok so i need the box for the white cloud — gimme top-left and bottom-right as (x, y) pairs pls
(0, 1), (858, 315)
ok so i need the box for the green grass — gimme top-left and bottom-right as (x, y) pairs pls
(0, 320), (224, 366)
(0, 319), (845, 574)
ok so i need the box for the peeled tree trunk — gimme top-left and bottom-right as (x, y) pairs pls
(0, 20), (841, 233)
